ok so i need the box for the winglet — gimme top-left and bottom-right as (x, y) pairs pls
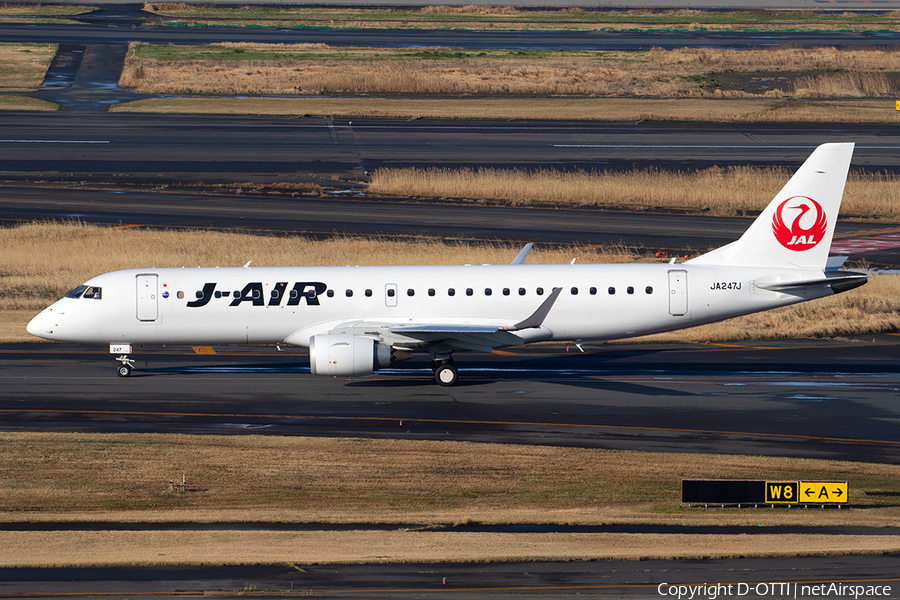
(502, 287), (562, 331)
(510, 243), (534, 265)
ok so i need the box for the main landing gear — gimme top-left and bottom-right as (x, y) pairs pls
(115, 354), (136, 377)
(431, 357), (458, 387)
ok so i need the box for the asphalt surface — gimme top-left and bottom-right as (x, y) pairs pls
(2, 556), (899, 599)
(3, 115), (900, 174)
(5, 339), (900, 463)
(4, 20), (900, 50)
(4, 185), (900, 266)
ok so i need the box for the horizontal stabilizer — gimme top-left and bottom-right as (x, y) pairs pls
(755, 271), (867, 294)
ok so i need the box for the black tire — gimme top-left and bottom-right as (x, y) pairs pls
(434, 363), (458, 386)
(117, 364), (132, 378)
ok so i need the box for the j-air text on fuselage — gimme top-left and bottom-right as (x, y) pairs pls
(27, 143), (868, 386)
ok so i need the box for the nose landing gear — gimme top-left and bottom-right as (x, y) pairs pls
(115, 354), (136, 377)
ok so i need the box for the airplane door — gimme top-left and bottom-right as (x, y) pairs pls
(668, 270), (688, 316)
(385, 283), (398, 307)
(136, 274), (158, 321)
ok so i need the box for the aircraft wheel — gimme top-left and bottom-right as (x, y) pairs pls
(434, 363), (458, 387)
(117, 364), (133, 378)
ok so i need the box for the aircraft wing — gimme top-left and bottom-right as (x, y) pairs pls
(297, 287), (562, 352)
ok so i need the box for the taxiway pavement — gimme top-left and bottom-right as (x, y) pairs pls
(4, 339), (900, 463)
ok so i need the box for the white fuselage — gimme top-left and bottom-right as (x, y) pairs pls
(27, 263), (829, 348)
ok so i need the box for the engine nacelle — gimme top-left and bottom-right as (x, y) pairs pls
(309, 334), (393, 376)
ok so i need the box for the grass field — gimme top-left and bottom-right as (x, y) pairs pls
(4, 222), (898, 344)
(118, 43), (900, 100)
(0, 44), (56, 91)
(0, 95), (56, 111)
(1, 432), (899, 566)
(370, 165), (900, 218)
(141, 4), (900, 32)
(0, 5), (95, 24)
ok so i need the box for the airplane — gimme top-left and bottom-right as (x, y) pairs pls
(27, 142), (867, 386)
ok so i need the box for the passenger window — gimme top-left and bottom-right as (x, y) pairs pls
(570, 287), (578, 295)
(503, 288), (510, 296)
(428, 288), (435, 297)
(407, 289), (415, 297)
(536, 287), (544, 296)
(365, 289), (372, 297)
(177, 291), (184, 299)
(627, 286), (634, 295)
(387, 288), (395, 297)
(448, 288), (455, 296)
(485, 288), (492, 296)
(608, 287), (615, 295)
(326, 290), (334, 298)
(519, 288), (526, 296)
(466, 288), (473, 296)
(646, 286), (654, 295)
(290, 289), (299, 299)
(590, 287), (597, 295)
(346, 289), (353, 297)
(215, 291), (222, 298)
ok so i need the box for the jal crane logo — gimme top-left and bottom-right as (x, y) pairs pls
(772, 196), (828, 251)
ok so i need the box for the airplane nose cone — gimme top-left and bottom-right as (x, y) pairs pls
(26, 310), (52, 338)
(26, 313), (43, 337)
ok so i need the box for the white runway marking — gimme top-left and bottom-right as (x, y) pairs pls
(0, 140), (110, 144)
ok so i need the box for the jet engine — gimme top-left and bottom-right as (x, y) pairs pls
(309, 333), (395, 376)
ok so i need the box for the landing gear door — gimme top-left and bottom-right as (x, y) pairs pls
(136, 274), (159, 322)
(668, 269), (688, 317)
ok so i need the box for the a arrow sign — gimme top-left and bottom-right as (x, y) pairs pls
(799, 481), (848, 504)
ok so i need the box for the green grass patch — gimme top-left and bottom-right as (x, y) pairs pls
(0, 96), (57, 111)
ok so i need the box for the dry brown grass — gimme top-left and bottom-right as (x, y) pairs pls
(0, 95), (56, 111)
(370, 166), (900, 218)
(111, 96), (900, 124)
(4, 222), (897, 344)
(118, 43), (900, 99)
(5, 530), (900, 567)
(0, 44), (55, 91)
(2, 432), (899, 520)
(138, 5), (900, 33)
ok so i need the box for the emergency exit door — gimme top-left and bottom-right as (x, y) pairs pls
(668, 270), (688, 316)
(136, 274), (158, 321)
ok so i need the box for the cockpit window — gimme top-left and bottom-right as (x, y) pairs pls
(64, 285), (88, 299)
(64, 285), (101, 299)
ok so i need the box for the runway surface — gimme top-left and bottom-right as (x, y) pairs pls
(3, 21), (900, 50)
(1, 555), (899, 599)
(2, 114), (900, 174)
(5, 339), (900, 463)
(4, 185), (900, 266)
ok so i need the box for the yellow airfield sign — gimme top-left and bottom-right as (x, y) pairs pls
(765, 481), (848, 504)
(800, 481), (848, 503)
(765, 481), (799, 503)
